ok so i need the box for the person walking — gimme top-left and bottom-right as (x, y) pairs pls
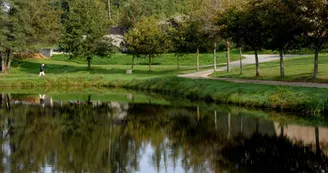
(39, 64), (45, 76)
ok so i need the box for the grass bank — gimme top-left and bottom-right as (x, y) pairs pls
(1, 76), (328, 115)
(117, 77), (328, 116)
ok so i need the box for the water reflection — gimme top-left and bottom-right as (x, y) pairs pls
(0, 94), (327, 172)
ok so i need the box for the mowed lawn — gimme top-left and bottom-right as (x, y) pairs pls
(212, 54), (328, 83)
(3, 51), (241, 81)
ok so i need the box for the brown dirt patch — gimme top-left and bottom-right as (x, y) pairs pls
(13, 53), (46, 59)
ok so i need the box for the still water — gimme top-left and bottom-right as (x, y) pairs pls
(0, 90), (327, 173)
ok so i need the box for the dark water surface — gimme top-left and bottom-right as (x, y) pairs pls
(0, 91), (328, 173)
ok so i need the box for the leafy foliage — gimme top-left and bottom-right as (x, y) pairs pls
(124, 17), (169, 71)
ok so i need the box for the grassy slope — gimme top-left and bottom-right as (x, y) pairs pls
(212, 54), (328, 82)
(119, 77), (328, 115)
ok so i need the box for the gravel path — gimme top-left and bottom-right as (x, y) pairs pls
(179, 54), (328, 89)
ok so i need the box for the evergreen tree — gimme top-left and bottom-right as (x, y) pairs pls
(59, 0), (112, 70)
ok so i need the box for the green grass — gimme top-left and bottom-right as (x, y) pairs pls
(51, 51), (242, 66)
(212, 54), (328, 83)
(0, 51), (242, 86)
(241, 48), (315, 55)
(119, 77), (328, 115)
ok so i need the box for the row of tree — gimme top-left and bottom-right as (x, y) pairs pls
(124, 0), (328, 78)
(219, 0), (328, 78)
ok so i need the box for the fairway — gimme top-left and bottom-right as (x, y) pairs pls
(3, 51), (242, 82)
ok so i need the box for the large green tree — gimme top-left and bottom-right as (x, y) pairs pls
(60, 0), (111, 70)
(124, 17), (169, 71)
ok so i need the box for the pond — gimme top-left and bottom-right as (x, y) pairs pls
(0, 89), (327, 173)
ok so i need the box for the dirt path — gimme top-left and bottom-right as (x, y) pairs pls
(179, 54), (328, 89)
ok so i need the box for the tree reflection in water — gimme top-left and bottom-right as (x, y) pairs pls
(0, 94), (327, 173)
(218, 134), (328, 173)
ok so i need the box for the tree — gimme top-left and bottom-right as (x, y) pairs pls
(195, 0), (222, 71)
(118, 0), (144, 28)
(168, 20), (193, 70)
(301, 0), (328, 79)
(107, 0), (111, 18)
(0, 0), (62, 72)
(60, 0), (111, 70)
(261, 0), (304, 78)
(124, 17), (169, 72)
(218, 0), (269, 77)
(0, 0), (8, 71)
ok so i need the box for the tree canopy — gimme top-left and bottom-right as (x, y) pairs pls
(124, 17), (169, 71)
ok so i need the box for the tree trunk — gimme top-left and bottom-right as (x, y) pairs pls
(315, 127), (320, 155)
(131, 55), (135, 70)
(177, 56), (180, 70)
(107, 0), (111, 18)
(87, 95), (91, 105)
(1, 55), (5, 71)
(196, 47), (200, 71)
(226, 40), (230, 72)
(0, 93), (3, 108)
(239, 47), (243, 75)
(214, 42), (217, 71)
(87, 57), (91, 71)
(227, 113), (231, 140)
(279, 49), (284, 78)
(314, 47), (319, 79)
(5, 94), (10, 111)
(148, 55), (152, 71)
(280, 125), (284, 137)
(255, 49), (260, 76)
(214, 111), (217, 130)
(0, 52), (3, 72)
(197, 106), (200, 121)
(7, 57), (12, 70)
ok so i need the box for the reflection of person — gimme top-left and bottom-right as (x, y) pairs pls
(39, 94), (45, 107)
(39, 64), (45, 76)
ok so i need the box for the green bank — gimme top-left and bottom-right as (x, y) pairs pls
(1, 76), (328, 116)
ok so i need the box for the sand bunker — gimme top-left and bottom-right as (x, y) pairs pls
(13, 53), (47, 59)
